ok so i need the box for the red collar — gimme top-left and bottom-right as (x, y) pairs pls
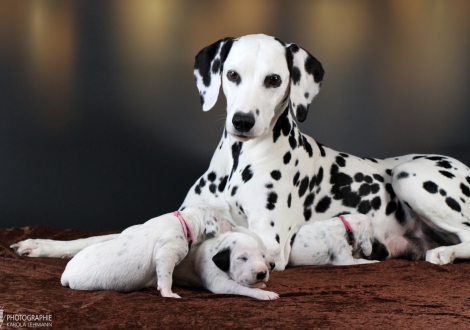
(339, 215), (355, 248)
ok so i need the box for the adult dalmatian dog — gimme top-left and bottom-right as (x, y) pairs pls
(11, 34), (470, 270)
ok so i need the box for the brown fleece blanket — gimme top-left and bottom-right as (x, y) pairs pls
(1, 226), (470, 329)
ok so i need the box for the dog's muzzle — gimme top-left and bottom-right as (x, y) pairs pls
(232, 112), (255, 133)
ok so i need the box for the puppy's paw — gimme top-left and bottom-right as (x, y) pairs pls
(256, 290), (280, 300)
(10, 239), (49, 257)
(426, 247), (455, 265)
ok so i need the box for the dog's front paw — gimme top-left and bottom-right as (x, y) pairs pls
(256, 290), (280, 300)
(426, 247), (455, 265)
(10, 239), (49, 257)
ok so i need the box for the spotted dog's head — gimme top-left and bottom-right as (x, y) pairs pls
(211, 231), (275, 288)
(194, 34), (325, 141)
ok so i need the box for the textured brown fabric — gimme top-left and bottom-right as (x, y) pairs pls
(1, 226), (470, 329)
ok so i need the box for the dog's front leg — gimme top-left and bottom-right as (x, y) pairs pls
(205, 277), (279, 300)
(153, 247), (185, 298)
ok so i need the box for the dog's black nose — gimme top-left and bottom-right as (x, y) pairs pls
(256, 271), (267, 281)
(269, 262), (275, 271)
(232, 112), (255, 133)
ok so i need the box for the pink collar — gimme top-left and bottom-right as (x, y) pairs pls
(339, 215), (355, 248)
(174, 211), (195, 248)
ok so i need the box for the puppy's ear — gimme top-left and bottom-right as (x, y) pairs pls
(194, 37), (234, 111)
(284, 43), (324, 123)
(212, 247), (231, 272)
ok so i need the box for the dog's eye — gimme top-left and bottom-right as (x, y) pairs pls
(238, 256), (248, 262)
(265, 74), (282, 88)
(227, 70), (241, 84)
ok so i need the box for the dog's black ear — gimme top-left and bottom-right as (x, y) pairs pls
(212, 247), (231, 272)
(285, 43), (324, 123)
(194, 37), (234, 111)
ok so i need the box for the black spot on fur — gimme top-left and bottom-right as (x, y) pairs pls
(199, 177), (206, 188)
(446, 197), (461, 212)
(287, 193), (292, 208)
(385, 169), (393, 176)
(371, 196), (382, 210)
(413, 155), (425, 160)
(364, 175), (373, 184)
(358, 200), (371, 214)
(298, 176), (309, 197)
(354, 173), (364, 182)
(230, 142), (243, 179)
(211, 59), (221, 74)
(317, 142), (326, 157)
(467, 176), (470, 185)
(301, 135), (313, 157)
(395, 202), (406, 225)
(385, 183), (396, 200)
(460, 183), (470, 197)
(293, 171), (300, 186)
(231, 186), (238, 196)
(283, 151), (292, 164)
(336, 156), (346, 167)
(291, 66), (301, 85)
(339, 153), (349, 158)
(272, 108), (291, 143)
(275, 234), (280, 244)
(439, 189), (447, 196)
(304, 193), (316, 208)
(265, 183), (273, 189)
(436, 160), (452, 169)
(289, 135), (298, 149)
(271, 170), (282, 181)
(290, 233), (297, 247)
(304, 53), (325, 83)
(195, 185), (201, 195)
(266, 192), (278, 210)
(315, 167), (324, 186)
(439, 170), (455, 179)
(423, 181), (438, 194)
(463, 222), (470, 228)
(373, 174), (384, 182)
(270, 221), (275, 227)
(304, 92), (309, 99)
(296, 104), (308, 123)
(365, 157), (378, 163)
(218, 176), (228, 192)
(427, 156), (446, 161)
(304, 208), (312, 221)
(386, 201), (397, 215)
(241, 165), (253, 182)
(397, 172), (409, 179)
(209, 183), (216, 194)
(208, 172), (217, 182)
(359, 184), (371, 197)
(371, 183), (380, 194)
(315, 196), (331, 213)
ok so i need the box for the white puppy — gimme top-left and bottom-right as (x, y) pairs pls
(61, 205), (228, 298)
(173, 227), (279, 300)
(288, 214), (378, 266)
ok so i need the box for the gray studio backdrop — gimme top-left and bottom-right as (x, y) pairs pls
(1, 0), (469, 230)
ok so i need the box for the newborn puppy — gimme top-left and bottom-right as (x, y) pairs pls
(173, 226), (279, 300)
(288, 214), (378, 266)
(61, 204), (228, 298)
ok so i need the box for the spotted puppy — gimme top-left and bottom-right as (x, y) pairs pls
(173, 226), (279, 300)
(61, 205), (227, 298)
(289, 214), (378, 266)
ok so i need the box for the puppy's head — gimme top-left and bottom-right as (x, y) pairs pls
(194, 34), (324, 141)
(211, 232), (275, 288)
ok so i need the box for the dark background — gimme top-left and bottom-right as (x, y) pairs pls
(1, 0), (469, 230)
